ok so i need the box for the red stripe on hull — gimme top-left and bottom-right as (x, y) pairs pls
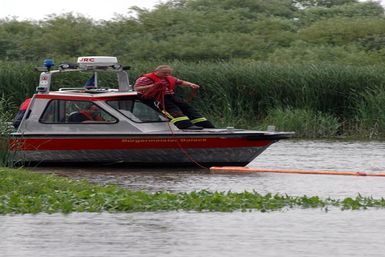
(10, 137), (273, 151)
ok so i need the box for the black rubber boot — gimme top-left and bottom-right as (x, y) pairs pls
(194, 120), (215, 128)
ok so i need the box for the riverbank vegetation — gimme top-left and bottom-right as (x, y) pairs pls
(0, 168), (384, 214)
(2, 0), (385, 139)
(3, 61), (385, 138)
(0, 97), (15, 167)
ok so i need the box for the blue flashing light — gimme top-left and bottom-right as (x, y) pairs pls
(43, 59), (55, 70)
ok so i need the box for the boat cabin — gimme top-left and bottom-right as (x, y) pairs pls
(15, 56), (174, 135)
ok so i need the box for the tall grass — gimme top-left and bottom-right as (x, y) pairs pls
(0, 97), (16, 167)
(258, 108), (340, 138)
(2, 59), (385, 138)
(354, 86), (385, 138)
(174, 61), (385, 137)
(0, 61), (37, 104)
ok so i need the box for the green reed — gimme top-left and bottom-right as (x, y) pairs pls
(0, 61), (37, 104)
(354, 86), (385, 138)
(0, 168), (384, 214)
(0, 97), (17, 167)
(257, 108), (340, 138)
(167, 61), (385, 134)
(3, 60), (385, 138)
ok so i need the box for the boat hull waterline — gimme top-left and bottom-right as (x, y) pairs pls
(10, 134), (278, 166)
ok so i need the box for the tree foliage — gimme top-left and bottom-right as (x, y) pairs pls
(0, 0), (384, 64)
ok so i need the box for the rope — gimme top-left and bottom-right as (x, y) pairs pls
(166, 121), (209, 170)
(152, 84), (208, 170)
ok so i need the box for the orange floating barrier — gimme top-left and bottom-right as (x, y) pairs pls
(210, 166), (385, 177)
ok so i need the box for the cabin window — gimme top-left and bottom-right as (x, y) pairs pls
(40, 100), (117, 124)
(107, 99), (167, 122)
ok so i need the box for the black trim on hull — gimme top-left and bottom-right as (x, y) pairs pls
(11, 132), (293, 139)
(13, 146), (269, 167)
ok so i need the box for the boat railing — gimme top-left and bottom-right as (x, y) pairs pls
(58, 88), (88, 92)
(36, 56), (132, 94)
(57, 88), (119, 94)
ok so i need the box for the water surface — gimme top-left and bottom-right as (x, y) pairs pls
(32, 140), (385, 198)
(1, 210), (385, 257)
(6, 140), (385, 257)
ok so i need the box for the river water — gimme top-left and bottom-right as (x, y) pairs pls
(1, 140), (385, 257)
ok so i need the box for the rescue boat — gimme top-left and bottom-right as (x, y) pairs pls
(10, 56), (294, 167)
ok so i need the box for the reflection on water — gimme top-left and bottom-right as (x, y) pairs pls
(8, 140), (385, 257)
(1, 210), (385, 257)
(251, 139), (385, 172)
(31, 140), (385, 198)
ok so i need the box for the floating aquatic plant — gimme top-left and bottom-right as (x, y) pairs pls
(1, 168), (385, 214)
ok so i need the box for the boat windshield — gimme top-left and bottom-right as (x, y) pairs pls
(107, 99), (167, 123)
(40, 99), (117, 124)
